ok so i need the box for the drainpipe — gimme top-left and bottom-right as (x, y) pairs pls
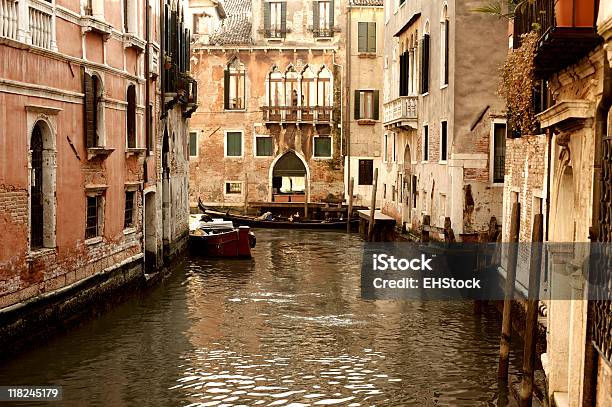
(345, 3), (352, 200)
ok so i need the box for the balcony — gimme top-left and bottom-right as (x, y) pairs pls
(514, 0), (601, 77)
(383, 96), (418, 129)
(262, 106), (333, 125)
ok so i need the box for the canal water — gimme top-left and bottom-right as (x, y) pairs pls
(0, 229), (522, 406)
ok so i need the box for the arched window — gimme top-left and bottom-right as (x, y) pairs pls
(268, 66), (283, 106)
(317, 66), (332, 107)
(421, 22), (430, 94)
(285, 65), (299, 120)
(84, 72), (104, 148)
(127, 84), (136, 148)
(224, 58), (246, 110)
(301, 65), (316, 121)
(30, 124), (44, 249)
(440, 4), (449, 86)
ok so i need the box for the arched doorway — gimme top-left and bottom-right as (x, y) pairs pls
(30, 123), (44, 249)
(271, 151), (308, 202)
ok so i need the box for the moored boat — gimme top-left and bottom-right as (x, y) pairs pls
(189, 215), (256, 258)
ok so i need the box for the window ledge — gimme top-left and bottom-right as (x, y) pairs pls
(440, 84), (449, 90)
(439, 160), (447, 164)
(123, 227), (137, 235)
(357, 119), (377, 125)
(314, 37), (333, 42)
(85, 236), (103, 246)
(358, 52), (377, 58)
(27, 247), (56, 262)
(88, 147), (115, 160)
(313, 156), (333, 160)
(224, 156), (244, 159)
(126, 147), (146, 158)
(422, 92), (429, 97)
(80, 16), (112, 40)
(224, 108), (247, 112)
(491, 182), (505, 187)
(123, 33), (146, 52)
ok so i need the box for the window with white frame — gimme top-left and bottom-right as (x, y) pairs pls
(440, 120), (448, 161)
(314, 0), (333, 36)
(492, 122), (507, 183)
(440, 5), (449, 86)
(255, 136), (273, 157)
(354, 90), (379, 120)
(314, 135), (332, 158)
(189, 131), (198, 157)
(423, 125), (429, 161)
(224, 59), (246, 110)
(225, 131), (243, 157)
(85, 194), (104, 239)
(265, 1), (286, 38)
(225, 181), (243, 194)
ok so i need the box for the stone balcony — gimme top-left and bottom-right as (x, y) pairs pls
(383, 96), (418, 130)
(262, 106), (332, 125)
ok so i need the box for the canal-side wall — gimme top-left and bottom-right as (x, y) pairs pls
(0, 254), (144, 356)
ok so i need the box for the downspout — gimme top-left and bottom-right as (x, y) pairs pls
(345, 2), (352, 200)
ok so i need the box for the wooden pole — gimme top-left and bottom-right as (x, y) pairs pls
(347, 177), (354, 233)
(519, 213), (544, 406)
(499, 202), (521, 380)
(367, 168), (378, 241)
(422, 215), (431, 243)
(243, 172), (248, 215)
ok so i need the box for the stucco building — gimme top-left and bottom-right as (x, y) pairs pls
(345, 0), (384, 207)
(500, 1), (610, 405)
(189, 0), (347, 210)
(380, 0), (508, 236)
(0, 0), (194, 337)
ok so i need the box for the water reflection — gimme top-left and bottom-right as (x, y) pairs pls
(0, 229), (521, 406)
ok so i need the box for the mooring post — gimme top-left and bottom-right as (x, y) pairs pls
(367, 168), (378, 241)
(443, 216), (455, 243)
(499, 202), (521, 380)
(243, 172), (248, 215)
(422, 215), (430, 243)
(347, 177), (354, 233)
(519, 213), (544, 406)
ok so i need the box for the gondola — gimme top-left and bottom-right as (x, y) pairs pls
(198, 199), (358, 230)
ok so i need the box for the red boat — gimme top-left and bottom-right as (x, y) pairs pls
(189, 215), (256, 258)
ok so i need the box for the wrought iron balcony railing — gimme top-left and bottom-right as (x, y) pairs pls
(513, 0), (601, 76)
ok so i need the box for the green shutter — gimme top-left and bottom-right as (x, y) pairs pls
(354, 90), (360, 120)
(373, 90), (379, 120)
(367, 22), (376, 52)
(223, 69), (230, 109)
(264, 2), (271, 35)
(329, 0), (334, 29)
(313, 1), (319, 31)
(357, 22), (367, 52)
(227, 132), (242, 156)
(280, 2), (286, 36)
(189, 132), (197, 156)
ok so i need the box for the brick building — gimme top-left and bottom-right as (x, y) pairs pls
(380, 0), (508, 235)
(500, 1), (610, 405)
(0, 0), (194, 336)
(188, 0), (347, 210)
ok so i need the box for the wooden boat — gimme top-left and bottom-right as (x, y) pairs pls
(199, 200), (358, 230)
(189, 215), (256, 258)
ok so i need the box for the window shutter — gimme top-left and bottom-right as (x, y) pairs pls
(444, 19), (449, 85)
(127, 86), (136, 148)
(367, 22), (376, 52)
(329, 0), (334, 29)
(357, 22), (366, 52)
(373, 90), (379, 120)
(264, 2), (271, 35)
(313, 2), (319, 31)
(83, 71), (95, 148)
(280, 2), (287, 36)
(354, 90), (360, 120)
(223, 69), (230, 109)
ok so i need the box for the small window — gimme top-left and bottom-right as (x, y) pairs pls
(86, 196), (101, 239)
(423, 125), (429, 161)
(124, 191), (135, 229)
(441, 121), (448, 161)
(313, 0), (333, 36)
(493, 123), (507, 183)
(225, 131), (242, 157)
(265, 1), (286, 38)
(314, 136), (332, 158)
(357, 22), (376, 53)
(256, 136), (273, 156)
(383, 134), (388, 162)
(354, 90), (379, 120)
(358, 159), (373, 185)
(225, 182), (242, 194)
(189, 131), (198, 157)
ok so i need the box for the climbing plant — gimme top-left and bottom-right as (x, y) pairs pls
(498, 31), (539, 136)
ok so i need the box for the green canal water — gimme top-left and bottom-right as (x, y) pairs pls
(0, 229), (522, 406)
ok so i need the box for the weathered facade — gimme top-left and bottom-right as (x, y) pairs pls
(189, 0), (347, 210)
(380, 0), (508, 236)
(0, 0), (194, 340)
(345, 0), (384, 207)
(500, 1), (611, 405)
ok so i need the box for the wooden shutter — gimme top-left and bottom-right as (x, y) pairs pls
(354, 90), (360, 120)
(367, 22), (376, 52)
(127, 86), (136, 148)
(280, 2), (286, 36)
(373, 90), (379, 120)
(444, 20), (449, 85)
(329, 0), (334, 29)
(313, 1), (319, 31)
(420, 35), (430, 94)
(264, 2), (271, 35)
(83, 71), (95, 148)
(357, 22), (367, 52)
(223, 69), (230, 110)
